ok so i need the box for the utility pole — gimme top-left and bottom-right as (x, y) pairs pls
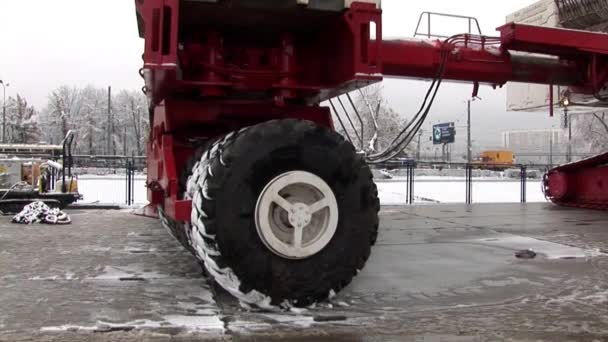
(0, 80), (9, 144)
(107, 86), (112, 155)
(467, 100), (472, 163)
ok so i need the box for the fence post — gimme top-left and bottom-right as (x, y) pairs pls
(125, 158), (134, 206)
(406, 165), (411, 205)
(520, 165), (527, 203)
(125, 158), (129, 205)
(408, 164), (415, 205)
(465, 164), (473, 205)
(131, 157), (136, 204)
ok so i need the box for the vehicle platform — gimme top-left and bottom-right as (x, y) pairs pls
(1, 203), (607, 341)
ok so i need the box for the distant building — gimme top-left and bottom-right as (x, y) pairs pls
(502, 129), (566, 164)
(502, 129), (565, 152)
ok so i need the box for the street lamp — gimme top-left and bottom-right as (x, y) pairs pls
(0, 80), (9, 144)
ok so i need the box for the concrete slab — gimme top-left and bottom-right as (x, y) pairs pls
(1, 204), (608, 341)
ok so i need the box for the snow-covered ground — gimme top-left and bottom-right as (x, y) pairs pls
(78, 175), (148, 205)
(76, 175), (547, 205)
(377, 176), (547, 205)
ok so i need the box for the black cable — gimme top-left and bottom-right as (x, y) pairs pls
(366, 34), (489, 163)
(366, 36), (452, 160)
(366, 36), (453, 162)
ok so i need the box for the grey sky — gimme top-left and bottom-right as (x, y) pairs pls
(0, 0), (561, 150)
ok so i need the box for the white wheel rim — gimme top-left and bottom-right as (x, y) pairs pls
(255, 171), (339, 260)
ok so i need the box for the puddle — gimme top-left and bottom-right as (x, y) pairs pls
(477, 235), (605, 259)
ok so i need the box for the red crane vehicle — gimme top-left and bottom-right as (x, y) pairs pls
(135, 0), (608, 307)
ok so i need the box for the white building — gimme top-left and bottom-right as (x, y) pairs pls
(502, 129), (565, 152)
(502, 129), (567, 164)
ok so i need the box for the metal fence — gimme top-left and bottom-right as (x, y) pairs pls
(125, 158), (136, 206)
(373, 161), (554, 205)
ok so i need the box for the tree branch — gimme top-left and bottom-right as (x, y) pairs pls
(593, 113), (608, 135)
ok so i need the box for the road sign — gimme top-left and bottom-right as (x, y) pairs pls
(432, 122), (456, 145)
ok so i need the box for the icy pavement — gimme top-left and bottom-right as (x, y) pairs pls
(1, 204), (608, 341)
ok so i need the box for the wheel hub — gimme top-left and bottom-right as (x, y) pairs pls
(255, 171), (339, 260)
(288, 203), (312, 228)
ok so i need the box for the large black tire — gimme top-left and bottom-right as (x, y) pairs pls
(187, 119), (379, 307)
(159, 143), (208, 254)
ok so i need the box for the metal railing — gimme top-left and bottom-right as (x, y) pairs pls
(414, 12), (482, 39)
(374, 161), (554, 205)
(125, 158), (136, 206)
(61, 130), (75, 193)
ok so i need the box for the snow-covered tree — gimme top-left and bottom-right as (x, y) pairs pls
(573, 112), (608, 153)
(4, 94), (40, 144)
(331, 85), (412, 156)
(114, 90), (149, 156)
(41, 86), (83, 147)
(78, 86), (107, 155)
(41, 86), (149, 156)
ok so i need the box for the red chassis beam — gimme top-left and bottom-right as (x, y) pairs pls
(137, 0), (608, 221)
(544, 152), (608, 210)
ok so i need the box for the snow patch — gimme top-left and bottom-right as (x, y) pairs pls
(87, 265), (170, 280)
(163, 315), (224, 331)
(41, 315), (225, 334)
(261, 314), (315, 328)
(28, 276), (59, 281)
(581, 290), (608, 304)
(377, 180), (548, 205)
(328, 289), (337, 299)
(336, 301), (350, 307)
(41, 325), (97, 332)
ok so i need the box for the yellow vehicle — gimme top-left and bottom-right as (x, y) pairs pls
(473, 150), (514, 170)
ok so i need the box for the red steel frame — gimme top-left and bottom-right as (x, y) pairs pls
(136, 1), (608, 221)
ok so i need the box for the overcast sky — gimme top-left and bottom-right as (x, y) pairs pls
(0, 0), (561, 150)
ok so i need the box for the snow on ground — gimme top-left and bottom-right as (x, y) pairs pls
(75, 174), (547, 205)
(77, 175), (147, 204)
